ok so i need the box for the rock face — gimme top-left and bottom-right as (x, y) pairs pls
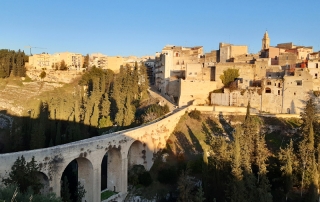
(26, 69), (81, 83)
(0, 80), (62, 115)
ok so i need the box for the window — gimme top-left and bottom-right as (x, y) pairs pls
(267, 81), (271, 85)
(316, 63), (319, 68)
(296, 80), (302, 86)
(274, 83), (276, 86)
(265, 87), (271, 93)
(315, 73), (318, 79)
(278, 90), (280, 95)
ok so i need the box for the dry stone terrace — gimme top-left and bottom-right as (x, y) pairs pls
(0, 106), (190, 202)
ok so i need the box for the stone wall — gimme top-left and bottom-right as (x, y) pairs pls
(178, 80), (217, 107)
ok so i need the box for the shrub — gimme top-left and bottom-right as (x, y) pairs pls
(142, 104), (170, 123)
(188, 109), (201, 120)
(138, 171), (153, 186)
(128, 165), (145, 186)
(0, 185), (61, 202)
(157, 166), (178, 184)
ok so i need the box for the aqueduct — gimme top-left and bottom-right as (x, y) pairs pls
(0, 107), (190, 202)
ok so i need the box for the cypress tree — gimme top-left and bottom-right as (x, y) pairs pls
(299, 98), (318, 196)
(279, 140), (296, 201)
(228, 125), (245, 202)
(177, 169), (194, 202)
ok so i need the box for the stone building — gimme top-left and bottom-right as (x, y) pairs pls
(219, 43), (248, 63)
(155, 31), (319, 113)
(27, 52), (84, 71)
(89, 53), (124, 73)
(154, 45), (204, 95)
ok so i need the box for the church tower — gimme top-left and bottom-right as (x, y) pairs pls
(262, 31), (270, 50)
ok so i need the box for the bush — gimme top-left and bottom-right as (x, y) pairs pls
(0, 185), (61, 202)
(142, 104), (170, 123)
(128, 165), (146, 186)
(157, 166), (178, 184)
(188, 109), (201, 120)
(138, 171), (153, 187)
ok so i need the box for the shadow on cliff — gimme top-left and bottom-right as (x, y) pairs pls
(0, 105), (157, 201)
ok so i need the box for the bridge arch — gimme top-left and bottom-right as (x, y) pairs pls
(101, 146), (122, 192)
(60, 157), (94, 202)
(36, 171), (50, 194)
(128, 140), (146, 169)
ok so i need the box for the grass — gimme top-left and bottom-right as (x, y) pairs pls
(101, 190), (117, 201)
(285, 117), (301, 128)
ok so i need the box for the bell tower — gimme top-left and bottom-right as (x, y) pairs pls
(262, 31), (270, 50)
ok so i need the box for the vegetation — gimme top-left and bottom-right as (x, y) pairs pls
(188, 109), (201, 120)
(2, 156), (42, 194)
(0, 185), (61, 202)
(219, 68), (239, 88)
(126, 98), (319, 201)
(0, 62), (153, 153)
(101, 190), (117, 200)
(0, 49), (27, 78)
(140, 103), (169, 123)
(39, 70), (46, 80)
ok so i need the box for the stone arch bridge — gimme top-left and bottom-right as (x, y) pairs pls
(0, 107), (190, 202)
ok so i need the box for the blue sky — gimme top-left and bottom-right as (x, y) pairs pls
(1, 0), (320, 56)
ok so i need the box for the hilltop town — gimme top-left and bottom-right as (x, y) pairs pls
(21, 31), (320, 115)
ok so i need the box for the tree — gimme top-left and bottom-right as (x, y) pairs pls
(279, 140), (297, 201)
(61, 176), (72, 202)
(194, 186), (205, 202)
(60, 60), (67, 70)
(82, 54), (89, 68)
(177, 169), (194, 202)
(299, 98), (318, 196)
(228, 125), (245, 202)
(75, 181), (86, 202)
(0, 185), (62, 202)
(40, 70), (46, 80)
(2, 156), (42, 194)
(255, 134), (272, 202)
(219, 68), (239, 87)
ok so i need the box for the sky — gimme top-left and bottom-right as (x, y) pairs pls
(1, 0), (320, 57)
